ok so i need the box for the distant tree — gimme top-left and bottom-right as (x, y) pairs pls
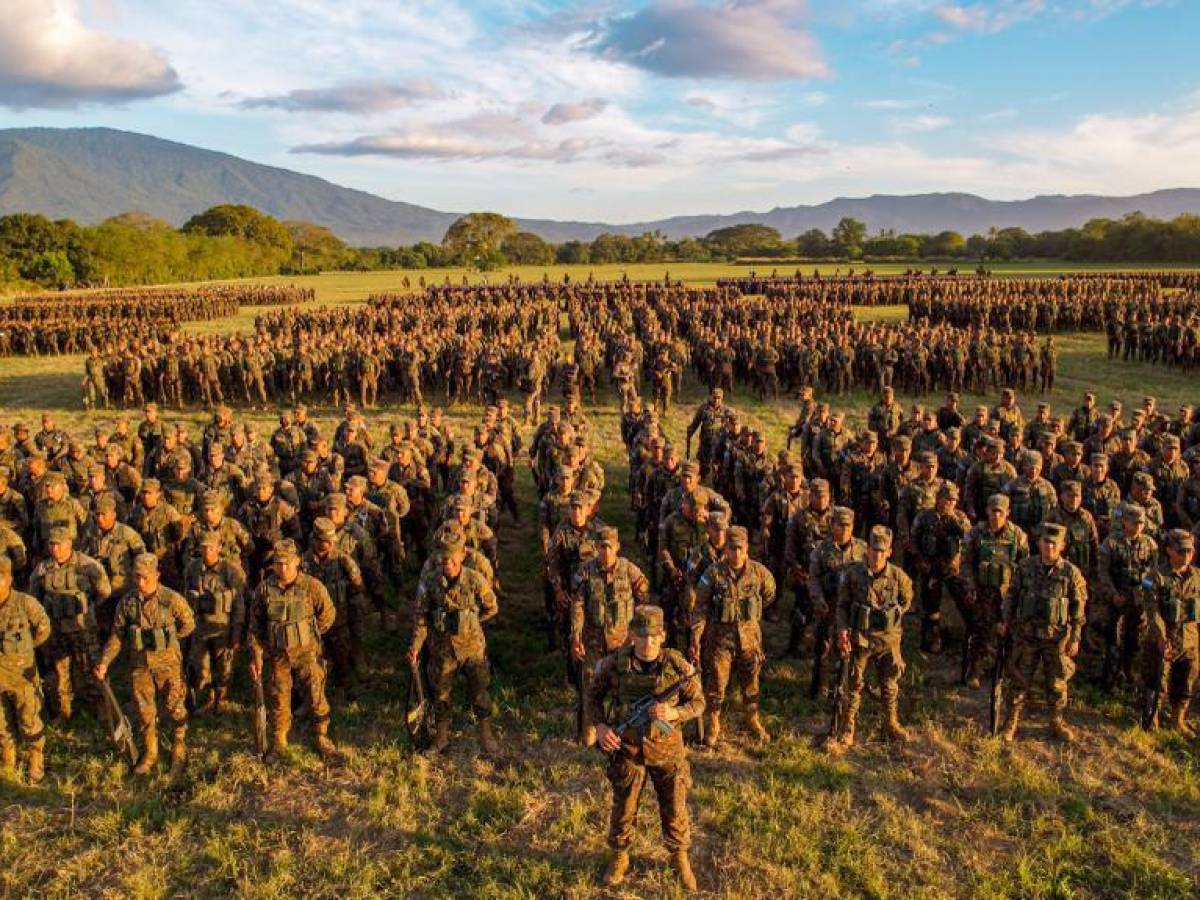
(182, 204), (293, 254)
(589, 232), (636, 264)
(922, 230), (966, 257)
(556, 240), (590, 264)
(795, 228), (832, 258)
(283, 220), (347, 271)
(443, 212), (517, 267)
(831, 217), (867, 259)
(501, 231), (555, 265)
(704, 223), (782, 258)
(21, 250), (75, 288)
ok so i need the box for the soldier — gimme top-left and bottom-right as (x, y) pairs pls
(996, 522), (1087, 743)
(94, 554), (195, 775)
(28, 528), (112, 721)
(826, 525), (915, 751)
(685, 387), (725, 480)
(301, 518), (364, 698)
(129, 478), (186, 588)
(1003, 450), (1058, 535)
(909, 483), (972, 654)
(964, 437), (1017, 522)
(1097, 503), (1159, 689)
(587, 605), (702, 891)
(247, 539), (338, 761)
(1140, 530), (1200, 734)
(570, 526), (650, 746)
(546, 492), (605, 659)
(78, 494), (145, 631)
(658, 490), (709, 646)
(1081, 453), (1122, 540)
(807, 506), (867, 695)
(406, 533), (499, 755)
(238, 473), (302, 585)
(182, 531), (247, 714)
(32, 471), (87, 559)
(0, 557), (51, 783)
(690, 525), (775, 747)
(784, 478), (833, 657)
(1046, 481), (1100, 583)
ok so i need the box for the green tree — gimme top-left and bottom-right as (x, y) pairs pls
(922, 230), (966, 258)
(556, 240), (590, 264)
(501, 232), (555, 265)
(831, 217), (867, 259)
(443, 212), (517, 267)
(182, 204), (294, 254)
(284, 220), (347, 272)
(704, 223), (782, 258)
(795, 228), (832, 258)
(21, 250), (75, 288)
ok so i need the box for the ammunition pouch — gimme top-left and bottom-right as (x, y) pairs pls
(0, 624), (32, 656)
(853, 602), (902, 633)
(1021, 580), (1069, 626)
(919, 529), (939, 559)
(1160, 591), (1200, 626)
(430, 605), (477, 636)
(266, 595), (317, 649)
(44, 591), (87, 621)
(198, 590), (233, 620)
(128, 624), (178, 652)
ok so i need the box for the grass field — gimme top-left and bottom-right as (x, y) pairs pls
(2, 270), (1200, 898)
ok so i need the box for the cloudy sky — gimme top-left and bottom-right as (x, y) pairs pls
(0, 0), (1196, 221)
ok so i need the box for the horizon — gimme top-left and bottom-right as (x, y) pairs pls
(0, 2), (1197, 221)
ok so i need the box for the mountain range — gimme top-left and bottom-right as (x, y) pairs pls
(2, 127), (1198, 246)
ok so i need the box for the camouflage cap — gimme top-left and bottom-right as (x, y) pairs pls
(831, 505), (854, 525)
(142, 477), (161, 492)
(1019, 450), (1042, 469)
(892, 435), (912, 450)
(1120, 502), (1145, 523)
(937, 482), (960, 501)
(630, 604), (665, 637)
(597, 525), (620, 547)
(1062, 440), (1082, 454)
(1040, 523), (1067, 542)
(1131, 471), (1154, 490)
(44, 471), (66, 487)
(868, 525), (893, 550)
(254, 471), (274, 489)
(133, 552), (159, 575)
(201, 490), (223, 510)
(87, 464), (105, 478)
(945, 426), (961, 439)
(568, 490), (590, 508)
(680, 461), (700, 478)
(300, 449), (318, 464)
(272, 539), (300, 562)
(987, 494), (1010, 512)
(312, 517), (336, 539)
(727, 525), (749, 548)
(433, 528), (466, 555)
(199, 530), (223, 550)
(1060, 479), (1082, 496)
(706, 510), (729, 531)
(1163, 435), (1181, 448)
(1090, 453), (1109, 466)
(48, 526), (72, 544)
(93, 493), (117, 514)
(345, 475), (368, 491)
(711, 387), (724, 399)
(810, 478), (830, 495)
(783, 461), (804, 477)
(914, 450), (936, 465)
(1167, 529), (1195, 552)
(324, 492), (348, 510)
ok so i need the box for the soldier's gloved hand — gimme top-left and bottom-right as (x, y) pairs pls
(836, 629), (851, 657)
(92, 663), (107, 682)
(596, 724), (621, 753)
(571, 640), (585, 661)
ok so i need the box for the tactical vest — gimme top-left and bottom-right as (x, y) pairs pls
(426, 574), (482, 638)
(0, 597), (34, 663)
(706, 566), (763, 625)
(1108, 537), (1158, 593)
(976, 527), (1021, 591)
(126, 592), (180, 652)
(1155, 572), (1200, 626)
(614, 648), (668, 723)
(40, 562), (92, 625)
(849, 568), (905, 634)
(1017, 563), (1073, 627)
(1062, 514), (1094, 572)
(584, 563), (635, 638)
(188, 566), (236, 624)
(264, 579), (319, 650)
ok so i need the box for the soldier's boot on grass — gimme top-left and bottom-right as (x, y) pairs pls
(168, 727), (187, 778)
(744, 706), (770, 744)
(825, 696), (859, 753)
(883, 689), (910, 743)
(313, 719), (337, 758)
(264, 728), (288, 764)
(921, 617), (943, 655)
(133, 730), (159, 775)
(26, 738), (45, 784)
(432, 717), (452, 754)
(1, 740), (15, 775)
(702, 711), (720, 749)
(1051, 711), (1076, 744)
(602, 850), (630, 887)
(478, 718), (499, 755)
(1171, 701), (1195, 738)
(672, 850), (698, 892)
(1001, 699), (1023, 743)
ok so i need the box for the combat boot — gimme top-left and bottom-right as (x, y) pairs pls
(1171, 701), (1195, 737)
(478, 718), (499, 755)
(26, 738), (45, 785)
(744, 707), (770, 744)
(313, 719), (337, 758)
(602, 850), (629, 887)
(1051, 713), (1075, 744)
(193, 686), (215, 716)
(168, 728), (188, 778)
(133, 731), (159, 775)
(1, 741), (15, 775)
(264, 729), (288, 764)
(672, 850), (698, 892)
(702, 711), (720, 749)
(213, 687), (230, 714)
(883, 692), (910, 743)
(432, 717), (452, 754)
(1001, 702), (1022, 743)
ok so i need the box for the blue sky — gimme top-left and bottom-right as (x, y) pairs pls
(0, 0), (1197, 221)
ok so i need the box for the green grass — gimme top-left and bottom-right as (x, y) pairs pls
(2, 271), (1199, 897)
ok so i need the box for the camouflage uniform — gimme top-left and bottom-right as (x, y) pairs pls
(1141, 531), (1200, 733)
(0, 560), (51, 781)
(301, 520), (364, 691)
(960, 497), (1029, 685)
(181, 536), (247, 710)
(1097, 506), (1160, 687)
(909, 491), (972, 654)
(806, 508), (867, 695)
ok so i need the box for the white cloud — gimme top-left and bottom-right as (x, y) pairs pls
(0, 0), (181, 109)
(240, 79), (445, 113)
(893, 113), (952, 133)
(542, 98), (609, 125)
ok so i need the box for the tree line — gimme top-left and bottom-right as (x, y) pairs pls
(3, 205), (1200, 291)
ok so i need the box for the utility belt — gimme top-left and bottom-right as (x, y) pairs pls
(851, 602), (903, 634)
(709, 591), (761, 625)
(430, 605), (478, 637)
(128, 623), (179, 652)
(44, 590), (88, 621)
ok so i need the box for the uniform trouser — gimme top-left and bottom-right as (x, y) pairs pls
(607, 749), (691, 852)
(188, 625), (236, 697)
(131, 654), (188, 739)
(322, 624), (355, 687)
(498, 469), (519, 520)
(702, 636), (763, 714)
(43, 628), (102, 716)
(427, 644), (491, 720)
(961, 589), (1001, 680)
(1006, 629), (1074, 714)
(917, 569), (969, 636)
(654, 382), (672, 413)
(267, 646), (330, 736)
(0, 665), (44, 749)
(838, 631), (905, 725)
(1141, 643), (1198, 712)
(1100, 598), (1146, 683)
